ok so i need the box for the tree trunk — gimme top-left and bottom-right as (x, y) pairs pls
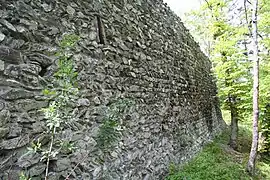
(229, 98), (238, 150)
(246, 0), (259, 175)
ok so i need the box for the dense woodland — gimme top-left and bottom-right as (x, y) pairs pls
(168, 0), (270, 179)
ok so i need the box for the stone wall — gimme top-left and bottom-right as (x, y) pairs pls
(0, 0), (225, 179)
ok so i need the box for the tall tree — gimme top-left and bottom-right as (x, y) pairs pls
(246, 0), (259, 175)
(183, 0), (252, 150)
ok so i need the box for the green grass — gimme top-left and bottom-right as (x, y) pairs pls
(258, 158), (270, 178)
(166, 110), (270, 180)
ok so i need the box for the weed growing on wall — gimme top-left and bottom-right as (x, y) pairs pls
(96, 98), (134, 150)
(19, 172), (31, 180)
(27, 34), (80, 179)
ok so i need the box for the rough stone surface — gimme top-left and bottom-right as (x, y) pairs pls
(0, 0), (225, 179)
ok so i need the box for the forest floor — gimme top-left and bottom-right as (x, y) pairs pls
(166, 111), (270, 180)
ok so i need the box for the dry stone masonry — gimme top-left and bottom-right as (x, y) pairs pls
(0, 0), (225, 179)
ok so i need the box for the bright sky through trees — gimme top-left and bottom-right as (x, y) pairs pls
(163, 0), (202, 16)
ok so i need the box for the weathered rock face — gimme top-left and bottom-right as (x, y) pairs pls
(0, 0), (225, 179)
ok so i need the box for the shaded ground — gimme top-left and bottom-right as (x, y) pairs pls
(166, 111), (270, 180)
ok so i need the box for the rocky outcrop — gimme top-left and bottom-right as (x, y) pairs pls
(0, 0), (225, 179)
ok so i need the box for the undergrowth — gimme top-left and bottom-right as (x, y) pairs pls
(166, 110), (270, 180)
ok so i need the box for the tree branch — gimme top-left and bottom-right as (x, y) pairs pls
(246, 0), (252, 5)
(244, 0), (252, 36)
(204, 0), (212, 10)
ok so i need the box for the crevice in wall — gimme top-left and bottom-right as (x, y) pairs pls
(96, 15), (106, 45)
(39, 65), (48, 77)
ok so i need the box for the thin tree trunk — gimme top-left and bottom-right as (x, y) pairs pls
(246, 0), (259, 175)
(229, 97), (238, 150)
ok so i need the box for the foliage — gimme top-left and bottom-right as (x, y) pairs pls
(183, 0), (253, 152)
(166, 121), (270, 180)
(57, 139), (76, 154)
(181, 0), (270, 173)
(19, 172), (31, 180)
(257, 157), (270, 177)
(184, 0), (252, 120)
(260, 105), (270, 153)
(96, 98), (134, 150)
(258, 0), (270, 153)
(258, 0), (270, 49)
(27, 33), (80, 178)
(59, 34), (80, 49)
